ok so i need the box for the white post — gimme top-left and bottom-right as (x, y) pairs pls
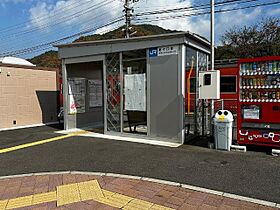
(210, 0), (215, 119)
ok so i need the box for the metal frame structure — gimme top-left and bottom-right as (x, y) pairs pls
(57, 32), (211, 144)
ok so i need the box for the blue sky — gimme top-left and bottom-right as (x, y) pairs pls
(0, 0), (279, 59)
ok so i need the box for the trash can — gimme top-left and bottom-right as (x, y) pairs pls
(213, 110), (234, 151)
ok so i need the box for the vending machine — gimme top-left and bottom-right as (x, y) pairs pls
(237, 56), (280, 147)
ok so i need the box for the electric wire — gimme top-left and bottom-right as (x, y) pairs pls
(134, 0), (259, 16)
(21, 21), (124, 57)
(0, 2), (121, 51)
(0, 0), (109, 34)
(0, 0), (115, 41)
(0, 16), (124, 57)
(134, 1), (280, 23)
(1, 0), (278, 57)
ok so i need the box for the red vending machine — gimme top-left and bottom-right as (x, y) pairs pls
(237, 56), (280, 147)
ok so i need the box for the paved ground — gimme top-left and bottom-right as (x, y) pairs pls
(0, 125), (280, 205)
(0, 125), (63, 149)
(0, 173), (277, 210)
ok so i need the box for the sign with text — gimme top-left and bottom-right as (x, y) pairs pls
(158, 45), (179, 56)
(149, 45), (179, 57)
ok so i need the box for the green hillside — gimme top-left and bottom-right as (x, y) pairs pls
(29, 24), (175, 68)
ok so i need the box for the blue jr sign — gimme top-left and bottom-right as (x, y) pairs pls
(149, 48), (158, 57)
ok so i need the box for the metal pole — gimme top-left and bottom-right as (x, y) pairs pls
(210, 0), (215, 120)
(124, 0), (130, 38)
(210, 0), (215, 135)
(211, 0), (215, 71)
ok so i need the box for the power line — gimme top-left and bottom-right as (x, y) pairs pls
(134, 0), (259, 17)
(23, 22), (124, 58)
(0, 1), (120, 51)
(0, 0), (114, 41)
(1, 0), (278, 57)
(0, 16), (124, 57)
(0, 0), (106, 34)
(134, 1), (280, 23)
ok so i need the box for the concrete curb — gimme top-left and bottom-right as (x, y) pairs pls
(141, 177), (180, 186)
(0, 171), (278, 208)
(56, 130), (181, 148)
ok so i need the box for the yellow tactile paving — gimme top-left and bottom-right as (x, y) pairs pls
(0, 131), (88, 154)
(78, 180), (104, 201)
(0, 200), (8, 210)
(123, 198), (154, 210)
(0, 179), (175, 210)
(33, 191), (57, 205)
(6, 195), (33, 209)
(102, 189), (116, 198)
(95, 192), (133, 208)
(57, 183), (81, 206)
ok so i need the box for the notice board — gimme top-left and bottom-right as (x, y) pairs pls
(68, 78), (86, 114)
(88, 79), (103, 107)
(124, 74), (146, 111)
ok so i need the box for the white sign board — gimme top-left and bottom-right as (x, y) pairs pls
(149, 45), (179, 57)
(158, 45), (179, 56)
(199, 70), (220, 99)
(124, 74), (146, 111)
(68, 78), (86, 114)
(88, 79), (103, 107)
(68, 78), (86, 95)
(243, 109), (260, 120)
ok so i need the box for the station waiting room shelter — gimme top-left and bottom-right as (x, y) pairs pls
(57, 32), (210, 145)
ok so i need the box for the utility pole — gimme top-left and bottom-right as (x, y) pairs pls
(124, 0), (132, 38)
(210, 0), (215, 133)
(211, 0), (215, 71)
(123, 0), (139, 38)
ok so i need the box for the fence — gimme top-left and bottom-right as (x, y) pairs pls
(185, 98), (238, 141)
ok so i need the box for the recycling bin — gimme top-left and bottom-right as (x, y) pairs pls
(213, 110), (234, 151)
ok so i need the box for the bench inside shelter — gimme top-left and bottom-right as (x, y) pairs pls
(127, 111), (147, 132)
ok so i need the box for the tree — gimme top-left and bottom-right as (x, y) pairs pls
(216, 17), (280, 60)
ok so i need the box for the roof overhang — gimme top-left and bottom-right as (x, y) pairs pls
(56, 32), (211, 59)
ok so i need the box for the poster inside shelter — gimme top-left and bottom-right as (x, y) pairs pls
(88, 79), (103, 107)
(124, 74), (146, 111)
(68, 78), (86, 114)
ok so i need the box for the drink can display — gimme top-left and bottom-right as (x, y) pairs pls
(268, 61), (272, 71)
(272, 92), (276, 99)
(257, 63), (261, 71)
(256, 78), (261, 86)
(253, 78), (257, 86)
(260, 77), (265, 86)
(249, 78), (253, 86)
(272, 61), (277, 72)
(249, 92), (253, 99)
(265, 62), (269, 71)
(257, 91), (261, 99)
(253, 62), (257, 71)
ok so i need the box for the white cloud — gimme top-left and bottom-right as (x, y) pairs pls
(270, 8), (280, 16)
(27, 0), (264, 43)
(29, 0), (123, 30)
(215, 7), (262, 44)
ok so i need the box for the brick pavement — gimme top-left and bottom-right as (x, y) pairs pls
(0, 173), (277, 210)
